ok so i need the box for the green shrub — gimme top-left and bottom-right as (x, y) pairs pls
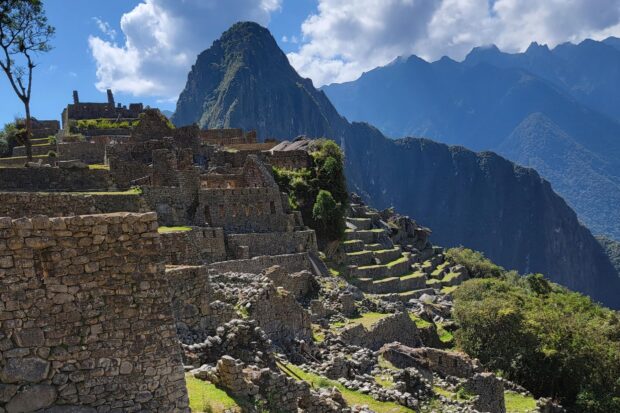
(312, 190), (346, 242)
(273, 139), (348, 247)
(453, 275), (620, 412)
(0, 138), (8, 157)
(445, 247), (504, 278)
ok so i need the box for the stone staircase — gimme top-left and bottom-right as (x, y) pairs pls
(339, 203), (470, 301)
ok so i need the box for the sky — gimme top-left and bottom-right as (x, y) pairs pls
(2, 0), (620, 126)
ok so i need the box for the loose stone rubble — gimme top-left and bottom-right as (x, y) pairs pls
(0, 110), (564, 412)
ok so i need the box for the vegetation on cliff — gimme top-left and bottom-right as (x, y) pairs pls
(273, 139), (348, 247)
(453, 270), (620, 412)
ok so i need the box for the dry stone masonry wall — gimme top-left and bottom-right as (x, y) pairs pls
(0, 213), (189, 412)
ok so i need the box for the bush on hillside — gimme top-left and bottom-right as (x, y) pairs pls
(445, 247), (505, 278)
(273, 139), (348, 247)
(453, 274), (620, 412)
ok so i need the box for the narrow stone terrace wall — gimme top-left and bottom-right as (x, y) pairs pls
(0, 192), (145, 218)
(0, 212), (189, 412)
(160, 227), (227, 265)
(226, 230), (317, 259)
(0, 168), (112, 192)
(207, 252), (313, 274)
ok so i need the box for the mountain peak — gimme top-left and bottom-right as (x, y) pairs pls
(463, 44), (502, 64)
(525, 41), (551, 55)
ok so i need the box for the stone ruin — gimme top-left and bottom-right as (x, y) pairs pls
(0, 109), (561, 412)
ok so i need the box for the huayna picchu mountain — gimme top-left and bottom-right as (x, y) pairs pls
(173, 22), (620, 308)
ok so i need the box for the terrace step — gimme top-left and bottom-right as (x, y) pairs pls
(340, 239), (365, 253)
(372, 247), (403, 263)
(344, 229), (388, 243)
(345, 250), (375, 266)
(346, 217), (372, 230)
(375, 288), (437, 302)
(350, 256), (411, 279)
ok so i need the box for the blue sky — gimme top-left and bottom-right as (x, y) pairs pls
(2, 0), (619, 126)
(0, 0), (317, 125)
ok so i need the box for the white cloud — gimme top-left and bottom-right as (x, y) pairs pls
(92, 17), (117, 40)
(288, 0), (620, 86)
(89, 0), (281, 99)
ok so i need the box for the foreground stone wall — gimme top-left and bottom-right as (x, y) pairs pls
(0, 192), (145, 218)
(0, 168), (112, 192)
(0, 213), (189, 412)
(160, 227), (227, 265)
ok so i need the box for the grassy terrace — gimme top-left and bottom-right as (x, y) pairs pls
(69, 187), (142, 196)
(282, 363), (414, 413)
(185, 375), (244, 412)
(504, 391), (537, 412)
(358, 256), (408, 271)
(158, 226), (192, 234)
(330, 311), (390, 331)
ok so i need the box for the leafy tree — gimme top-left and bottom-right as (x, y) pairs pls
(453, 275), (620, 412)
(273, 139), (348, 247)
(0, 138), (8, 156)
(445, 247), (505, 278)
(0, 0), (55, 160)
(312, 189), (346, 243)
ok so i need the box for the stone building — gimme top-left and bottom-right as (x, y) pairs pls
(61, 89), (144, 130)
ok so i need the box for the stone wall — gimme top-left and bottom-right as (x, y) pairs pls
(226, 230), (317, 259)
(165, 266), (237, 335)
(200, 129), (257, 146)
(379, 344), (482, 379)
(10, 142), (106, 164)
(200, 187), (292, 233)
(266, 150), (312, 170)
(0, 192), (145, 218)
(12, 143), (56, 157)
(0, 212), (189, 411)
(0, 168), (112, 192)
(339, 312), (421, 350)
(207, 252), (313, 275)
(161, 227), (227, 265)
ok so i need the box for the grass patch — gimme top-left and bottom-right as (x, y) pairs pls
(377, 355), (398, 370)
(504, 391), (537, 413)
(441, 285), (458, 295)
(185, 375), (243, 412)
(437, 324), (454, 344)
(283, 363), (413, 413)
(386, 256), (409, 269)
(330, 312), (390, 331)
(409, 313), (432, 328)
(312, 324), (325, 343)
(88, 164), (110, 170)
(375, 373), (395, 389)
(72, 187), (142, 196)
(158, 226), (192, 233)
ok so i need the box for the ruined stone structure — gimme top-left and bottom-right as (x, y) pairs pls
(0, 213), (189, 411)
(61, 90), (144, 130)
(200, 128), (257, 146)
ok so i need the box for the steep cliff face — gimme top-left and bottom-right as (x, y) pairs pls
(172, 22), (348, 141)
(173, 22), (620, 308)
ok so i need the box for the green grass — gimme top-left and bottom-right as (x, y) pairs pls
(283, 363), (413, 413)
(377, 355), (397, 370)
(440, 285), (458, 295)
(88, 164), (110, 170)
(409, 313), (432, 328)
(437, 324), (454, 344)
(185, 375), (243, 412)
(330, 312), (390, 331)
(158, 226), (192, 233)
(347, 250), (371, 256)
(73, 187), (142, 196)
(386, 256), (409, 269)
(504, 391), (537, 413)
(312, 324), (326, 343)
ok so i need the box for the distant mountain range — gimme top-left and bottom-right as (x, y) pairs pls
(322, 38), (620, 240)
(172, 22), (620, 308)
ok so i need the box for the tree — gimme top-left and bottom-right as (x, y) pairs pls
(0, 0), (54, 160)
